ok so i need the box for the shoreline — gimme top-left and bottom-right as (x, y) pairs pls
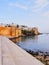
(9, 34), (49, 65)
(25, 50), (49, 65)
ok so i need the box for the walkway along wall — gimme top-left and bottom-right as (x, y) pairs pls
(0, 36), (44, 65)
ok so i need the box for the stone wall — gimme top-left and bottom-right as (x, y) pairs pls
(0, 26), (22, 38)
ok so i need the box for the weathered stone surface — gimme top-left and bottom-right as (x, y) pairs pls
(0, 26), (22, 38)
(33, 27), (39, 35)
(0, 36), (44, 65)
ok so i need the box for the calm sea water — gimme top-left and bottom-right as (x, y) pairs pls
(16, 34), (49, 52)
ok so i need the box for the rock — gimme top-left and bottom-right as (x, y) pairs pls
(32, 27), (39, 35)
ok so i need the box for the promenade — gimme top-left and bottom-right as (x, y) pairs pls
(0, 36), (44, 65)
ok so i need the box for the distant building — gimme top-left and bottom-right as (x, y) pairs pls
(0, 24), (39, 37)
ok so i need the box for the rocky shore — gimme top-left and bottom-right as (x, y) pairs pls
(25, 50), (49, 65)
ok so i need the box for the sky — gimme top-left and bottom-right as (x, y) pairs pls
(0, 0), (49, 33)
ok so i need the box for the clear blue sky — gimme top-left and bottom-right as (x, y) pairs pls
(0, 0), (49, 33)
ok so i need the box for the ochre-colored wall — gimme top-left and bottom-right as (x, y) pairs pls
(0, 26), (22, 37)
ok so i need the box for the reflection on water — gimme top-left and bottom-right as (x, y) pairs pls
(11, 34), (49, 52)
(11, 35), (38, 43)
(11, 37), (22, 43)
